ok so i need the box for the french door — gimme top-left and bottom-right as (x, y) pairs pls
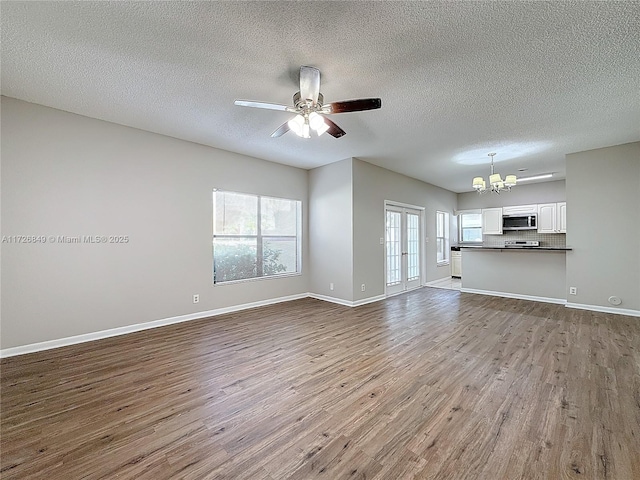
(385, 205), (422, 295)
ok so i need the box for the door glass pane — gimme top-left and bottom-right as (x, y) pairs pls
(407, 213), (420, 281)
(386, 211), (401, 286)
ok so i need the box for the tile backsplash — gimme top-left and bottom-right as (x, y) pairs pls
(482, 230), (566, 247)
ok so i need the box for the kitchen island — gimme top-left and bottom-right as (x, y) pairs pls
(460, 246), (572, 304)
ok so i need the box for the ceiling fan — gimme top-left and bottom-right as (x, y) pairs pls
(234, 66), (382, 139)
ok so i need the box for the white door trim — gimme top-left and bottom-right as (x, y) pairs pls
(384, 201), (425, 297)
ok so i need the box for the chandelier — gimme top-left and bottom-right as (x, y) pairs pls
(472, 153), (517, 194)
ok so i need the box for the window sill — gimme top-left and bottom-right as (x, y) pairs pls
(437, 261), (450, 267)
(213, 271), (302, 286)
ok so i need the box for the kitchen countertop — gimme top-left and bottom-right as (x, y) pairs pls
(459, 245), (572, 251)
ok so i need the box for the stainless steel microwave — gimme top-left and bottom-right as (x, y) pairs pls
(503, 214), (537, 230)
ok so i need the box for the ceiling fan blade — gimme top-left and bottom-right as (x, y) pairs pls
(234, 100), (290, 111)
(270, 121), (290, 138)
(323, 118), (346, 138)
(327, 98), (382, 114)
(299, 66), (320, 105)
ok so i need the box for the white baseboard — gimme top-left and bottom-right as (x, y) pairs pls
(353, 294), (386, 306)
(0, 292), (388, 358)
(460, 288), (567, 305)
(385, 285), (425, 298)
(6, 290), (634, 358)
(307, 293), (353, 307)
(0, 293), (308, 358)
(565, 302), (640, 317)
(308, 293), (386, 307)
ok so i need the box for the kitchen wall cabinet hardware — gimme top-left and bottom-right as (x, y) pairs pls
(538, 202), (566, 233)
(482, 207), (503, 235)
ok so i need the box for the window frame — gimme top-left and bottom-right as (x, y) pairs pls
(212, 190), (302, 285)
(436, 210), (450, 266)
(457, 210), (483, 244)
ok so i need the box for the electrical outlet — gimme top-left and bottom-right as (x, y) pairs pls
(330, 283), (334, 291)
(361, 284), (366, 292)
(380, 237), (384, 245)
(569, 287), (577, 295)
(193, 294), (200, 304)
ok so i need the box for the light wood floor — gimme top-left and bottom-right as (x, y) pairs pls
(2, 288), (639, 479)
(425, 277), (462, 291)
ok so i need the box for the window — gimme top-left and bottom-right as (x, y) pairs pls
(458, 212), (483, 243)
(213, 190), (301, 284)
(436, 211), (449, 265)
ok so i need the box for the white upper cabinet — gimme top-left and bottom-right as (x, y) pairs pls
(502, 204), (538, 215)
(557, 202), (567, 233)
(482, 207), (503, 235)
(538, 203), (557, 233)
(538, 202), (566, 233)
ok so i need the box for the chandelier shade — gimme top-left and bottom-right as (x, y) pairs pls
(472, 153), (516, 194)
(472, 177), (485, 189)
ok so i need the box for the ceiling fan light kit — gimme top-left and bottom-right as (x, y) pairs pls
(234, 66), (382, 139)
(472, 153), (517, 194)
(287, 111), (329, 138)
(309, 112), (329, 135)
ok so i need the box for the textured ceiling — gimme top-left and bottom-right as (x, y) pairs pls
(2, 1), (639, 193)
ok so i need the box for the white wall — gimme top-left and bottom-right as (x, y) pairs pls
(308, 158), (457, 304)
(1, 97), (310, 349)
(566, 142), (640, 313)
(5, 96), (635, 352)
(308, 158), (353, 301)
(457, 180), (566, 210)
(352, 159), (458, 301)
